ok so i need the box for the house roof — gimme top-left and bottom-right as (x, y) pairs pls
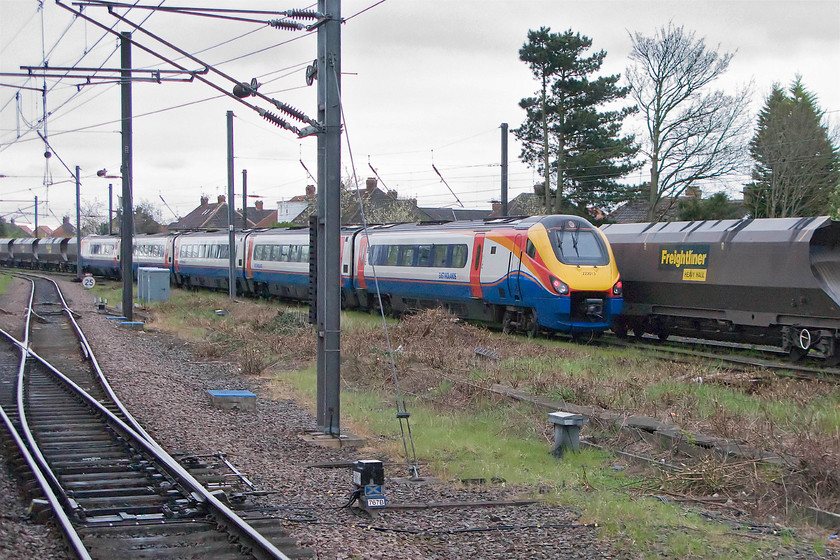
(607, 196), (746, 224)
(51, 218), (76, 237)
(342, 186), (427, 225)
(487, 193), (544, 218)
(243, 206), (277, 228)
(168, 196), (277, 231)
(607, 199), (677, 223)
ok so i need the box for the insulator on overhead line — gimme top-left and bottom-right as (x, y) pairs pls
(258, 109), (301, 135)
(268, 18), (304, 31)
(285, 9), (320, 20)
(272, 100), (315, 126)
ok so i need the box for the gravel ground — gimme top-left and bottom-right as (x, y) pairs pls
(0, 277), (617, 560)
(2, 276), (836, 559)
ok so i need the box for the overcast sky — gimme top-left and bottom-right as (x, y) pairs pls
(1, 0), (839, 229)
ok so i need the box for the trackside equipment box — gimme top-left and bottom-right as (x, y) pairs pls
(138, 267), (170, 303)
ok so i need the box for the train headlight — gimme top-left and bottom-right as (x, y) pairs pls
(549, 275), (569, 295)
(612, 280), (623, 296)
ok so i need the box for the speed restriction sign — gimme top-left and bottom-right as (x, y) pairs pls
(82, 275), (96, 289)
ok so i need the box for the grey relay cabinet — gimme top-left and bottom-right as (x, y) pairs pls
(137, 267), (170, 303)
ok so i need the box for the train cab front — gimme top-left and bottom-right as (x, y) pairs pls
(528, 216), (623, 334)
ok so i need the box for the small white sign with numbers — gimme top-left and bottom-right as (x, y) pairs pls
(82, 275), (96, 289)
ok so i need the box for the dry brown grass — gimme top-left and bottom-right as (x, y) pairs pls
(150, 299), (840, 523)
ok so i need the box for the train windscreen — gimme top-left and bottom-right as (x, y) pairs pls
(548, 223), (609, 266)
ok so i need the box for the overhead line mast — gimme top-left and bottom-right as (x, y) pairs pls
(67, 1), (343, 435)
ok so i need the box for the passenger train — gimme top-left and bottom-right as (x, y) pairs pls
(0, 215), (624, 336)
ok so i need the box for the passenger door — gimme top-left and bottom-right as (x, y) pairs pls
(470, 233), (485, 298)
(508, 233), (524, 302)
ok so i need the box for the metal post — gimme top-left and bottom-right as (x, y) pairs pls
(227, 110), (236, 300)
(120, 31), (134, 322)
(108, 184), (113, 235)
(316, 0), (342, 435)
(75, 166), (81, 280)
(242, 169), (248, 229)
(501, 122), (508, 217)
(34, 196), (38, 238)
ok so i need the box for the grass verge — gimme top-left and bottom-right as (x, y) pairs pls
(0, 273), (12, 295)
(137, 287), (834, 558)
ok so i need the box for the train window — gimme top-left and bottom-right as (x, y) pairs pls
(417, 245), (432, 267)
(550, 225), (608, 266)
(368, 245), (385, 265)
(289, 245), (302, 262)
(280, 245), (290, 262)
(301, 245), (310, 261)
(199, 245), (207, 259)
(269, 245), (280, 261)
(432, 245), (448, 267)
(399, 246), (416, 266)
(385, 246), (399, 266)
(526, 240), (536, 259)
(219, 245), (230, 259)
(452, 245), (468, 268)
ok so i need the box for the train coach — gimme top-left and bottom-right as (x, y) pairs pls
(0, 214), (623, 337)
(601, 216), (840, 363)
(350, 215), (623, 335)
(79, 235), (121, 278)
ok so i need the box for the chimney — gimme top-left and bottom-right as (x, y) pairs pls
(63, 216), (72, 227)
(217, 195), (226, 204)
(366, 177), (377, 192)
(255, 200), (264, 211)
(200, 195), (209, 205)
(491, 200), (501, 215)
(685, 186), (701, 199)
(305, 184), (315, 198)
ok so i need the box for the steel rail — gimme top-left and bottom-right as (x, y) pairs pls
(20, 273), (159, 445)
(0, 277), (91, 559)
(0, 393), (91, 559)
(12, 278), (81, 515)
(1, 328), (293, 560)
(601, 334), (840, 380)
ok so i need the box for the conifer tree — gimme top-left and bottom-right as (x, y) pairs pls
(747, 78), (840, 218)
(515, 28), (639, 216)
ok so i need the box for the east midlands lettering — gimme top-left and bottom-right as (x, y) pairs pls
(658, 245), (710, 270)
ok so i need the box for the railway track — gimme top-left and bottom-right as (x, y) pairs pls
(597, 332), (840, 380)
(0, 273), (310, 559)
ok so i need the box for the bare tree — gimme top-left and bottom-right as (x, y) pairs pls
(627, 23), (752, 220)
(79, 199), (106, 235)
(134, 199), (165, 233)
